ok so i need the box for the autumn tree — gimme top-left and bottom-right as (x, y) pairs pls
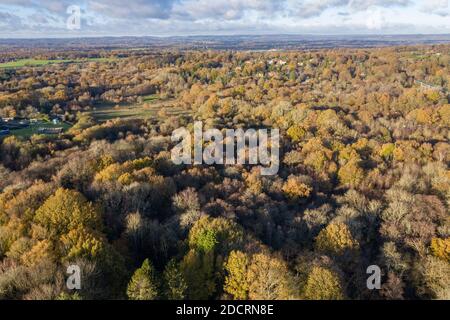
(315, 222), (359, 255)
(163, 259), (187, 300)
(246, 253), (293, 300)
(127, 259), (159, 300)
(303, 266), (345, 300)
(34, 188), (102, 237)
(223, 250), (249, 300)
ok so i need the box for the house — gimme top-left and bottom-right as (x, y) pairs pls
(38, 127), (64, 134)
(414, 80), (445, 92)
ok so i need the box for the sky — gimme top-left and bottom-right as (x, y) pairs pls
(1, 0), (450, 38)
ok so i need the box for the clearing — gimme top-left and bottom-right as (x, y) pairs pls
(0, 58), (118, 69)
(89, 95), (191, 122)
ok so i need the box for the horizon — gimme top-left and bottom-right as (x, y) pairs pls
(3, 33), (450, 40)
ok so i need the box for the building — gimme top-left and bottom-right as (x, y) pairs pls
(38, 127), (64, 134)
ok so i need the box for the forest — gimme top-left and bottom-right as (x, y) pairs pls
(0, 44), (449, 300)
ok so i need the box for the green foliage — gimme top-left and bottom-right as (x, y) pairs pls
(127, 259), (159, 300)
(188, 216), (243, 256)
(180, 249), (216, 300)
(56, 292), (82, 300)
(163, 259), (188, 300)
(379, 143), (395, 160)
(195, 229), (218, 253)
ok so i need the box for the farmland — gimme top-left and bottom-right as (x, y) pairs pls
(0, 57), (118, 69)
(6, 120), (72, 138)
(89, 95), (191, 122)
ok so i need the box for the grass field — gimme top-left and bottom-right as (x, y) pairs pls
(89, 95), (191, 122)
(0, 58), (117, 69)
(11, 121), (72, 138)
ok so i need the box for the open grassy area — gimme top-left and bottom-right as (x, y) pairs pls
(11, 121), (72, 138)
(89, 96), (191, 122)
(0, 57), (118, 69)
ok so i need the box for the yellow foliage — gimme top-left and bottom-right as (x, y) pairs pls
(379, 143), (395, 159)
(34, 188), (102, 236)
(315, 222), (359, 255)
(21, 239), (54, 267)
(287, 125), (306, 142)
(95, 157), (152, 182)
(224, 250), (249, 300)
(118, 172), (134, 185)
(303, 266), (344, 300)
(282, 176), (312, 201)
(338, 158), (364, 186)
(438, 105), (450, 126)
(94, 155), (115, 172)
(95, 163), (125, 182)
(60, 227), (105, 261)
(415, 108), (433, 124)
(430, 238), (450, 262)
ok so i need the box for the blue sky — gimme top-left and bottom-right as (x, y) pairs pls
(0, 0), (450, 38)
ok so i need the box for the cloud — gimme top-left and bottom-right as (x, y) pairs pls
(420, 0), (449, 17)
(171, 0), (283, 21)
(88, 0), (178, 19)
(0, 0), (449, 37)
(0, 11), (24, 30)
(1, 0), (75, 13)
(286, 0), (413, 18)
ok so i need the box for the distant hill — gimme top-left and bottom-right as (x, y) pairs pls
(2, 34), (450, 50)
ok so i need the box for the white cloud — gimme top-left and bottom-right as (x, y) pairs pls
(1, 0), (450, 37)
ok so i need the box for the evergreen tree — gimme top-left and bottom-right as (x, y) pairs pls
(163, 259), (187, 300)
(127, 259), (159, 300)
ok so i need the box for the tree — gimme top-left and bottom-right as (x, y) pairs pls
(188, 216), (243, 256)
(127, 259), (159, 300)
(282, 176), (312, 202)
(430, 238), (450, 262)
(34, 188), (102, 236)
(415, 256), (450, 300)
(180, 249), (216, 300)
(246, 253), (293, 300)
(315, 222), (359, 255)
(338, 158), (364, 187)
(287, 125), (306, 142)
(303, 266), (344, 300)
(223, 250), (249, 300)
(163, 259), (187, 300)
(60, 226), (105, 262)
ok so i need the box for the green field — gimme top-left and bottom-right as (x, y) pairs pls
(89, 96), (190, 122)
(11, 121), (72, 138)
(0, 58), (117, 69)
